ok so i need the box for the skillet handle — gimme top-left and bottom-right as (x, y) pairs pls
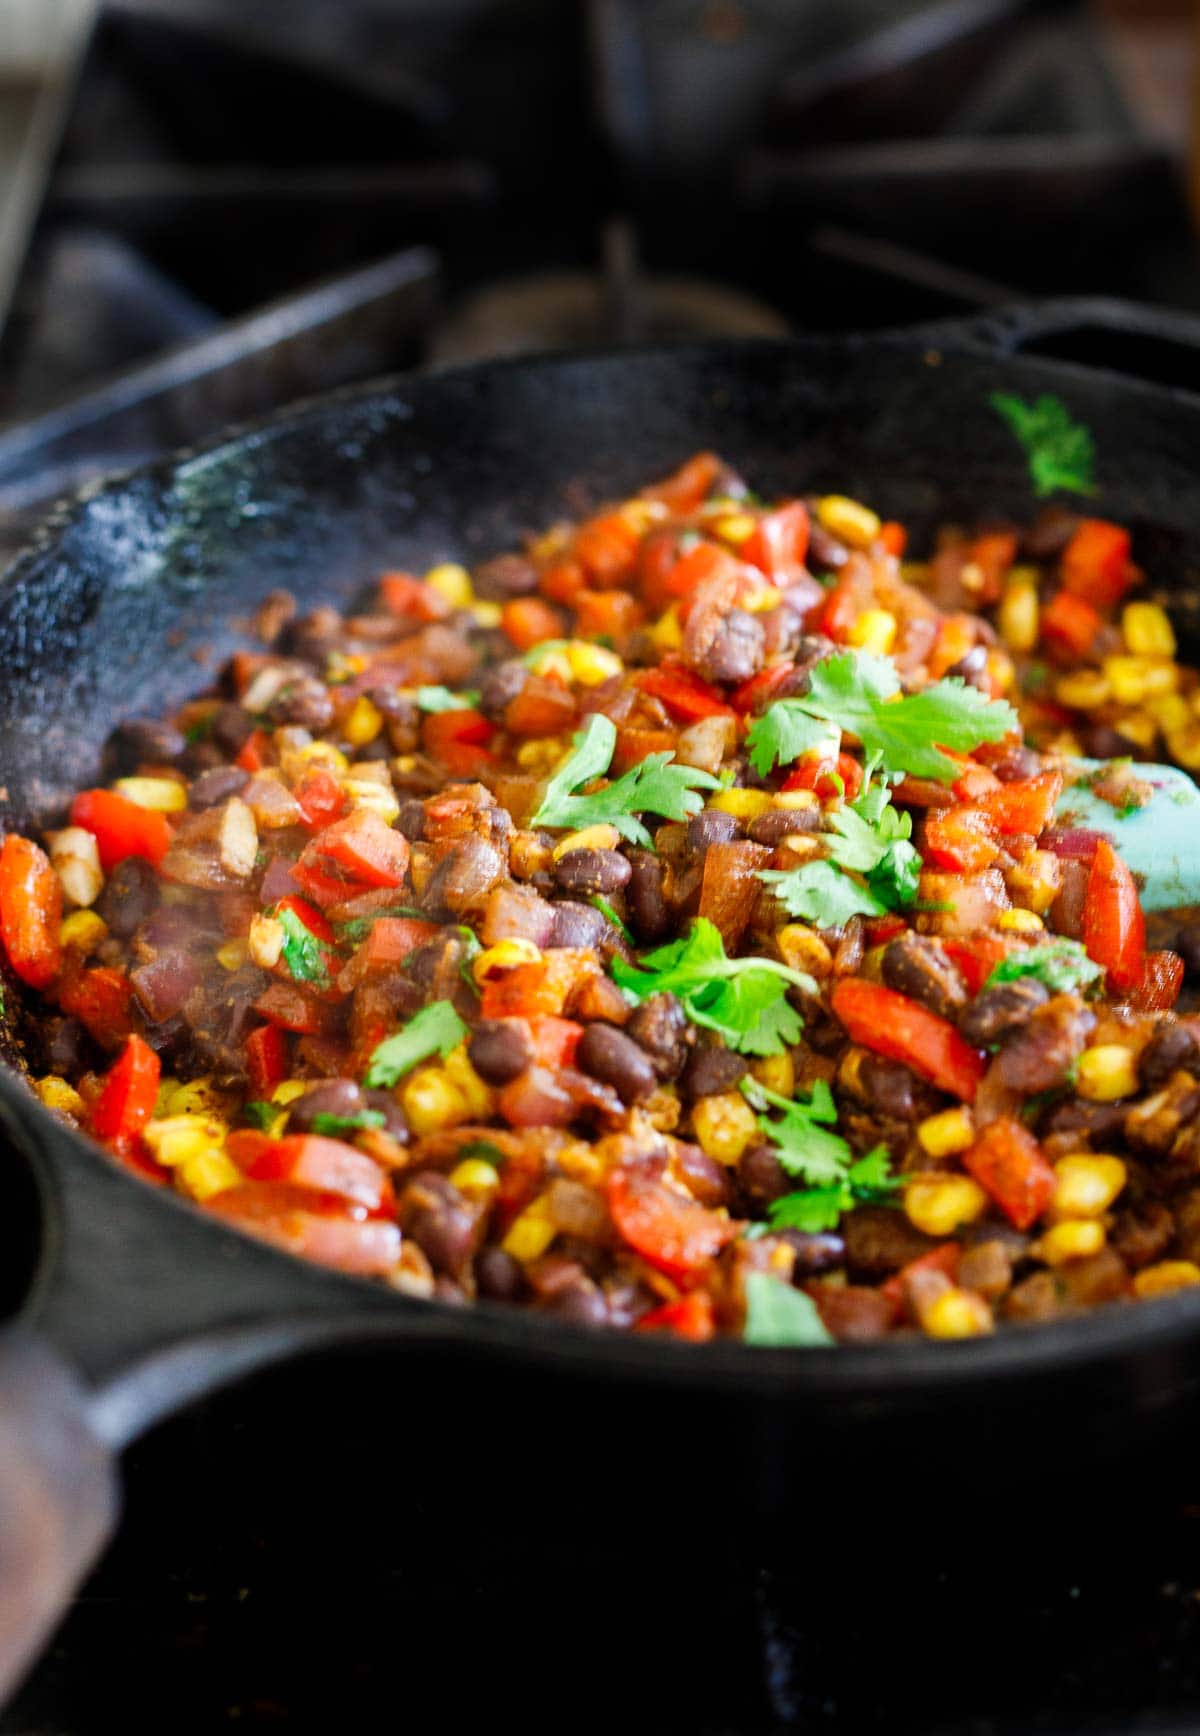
(0, 1327), (117, 1706)
(897, 297), (1200, 377)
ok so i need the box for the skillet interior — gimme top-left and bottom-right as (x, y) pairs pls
(6, 335), (1200, 1421)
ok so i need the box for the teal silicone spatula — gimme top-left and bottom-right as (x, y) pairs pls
(1057, 759), (1200, 911)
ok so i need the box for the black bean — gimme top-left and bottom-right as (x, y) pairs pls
(780, 1230), (846, 1276)
(111, 717), (186, 771)
(748, 806), (821, 846)
(476, 1246), (524, 1303)
(362, 1089), (409, 1140)
(544, 1276), (609, 1328)
(698, 608), (763, 684)
(189, 765), (249, 809)
(468, 1019), (533, 1086)
(1082, 724), (1140, 761)
(44, 1016), (91, 1077)
(286, 1079), (366, 1132)
(423, 837), (506, 916)
(1023, 505), (1081, 561)
(997, 996), (1094, 1094)
(267, 675), (334, 733)
(687, 810), (741, 849)
(842, 1207), (936, 1279)
(96, 856), (161, 939)
(1041, 1097), (1128, 1144)
(550, 901), (608, 950)
(991, 744), (1043, 783)
(682, 1043), (747, 1099)
(736, 1141), (791, 1210)
(960, 977), (1050, 1047)
(553, 848), (631, 896)
(858, 1054), (939, 1123)
(473, 553), (538, 599)
(626, 992), (689, 1080)
(576, 1023), (657, 1104)
(286, 606), (342, 665)
(479, 659), (528, 721)
(397, 1171), (483, 1280)
(1139, 1022), (1200, 1090)
(807, 522), (850, 571)
(1175, 919), (1200, 979)
(625, 848), (671, 943)
(882, 932), (968, 1022)
(944, 646), (989, 693)
(758, 601), (808, 662)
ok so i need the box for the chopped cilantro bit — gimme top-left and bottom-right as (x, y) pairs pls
(989, 392), (1096, 498)
(415, 685), (481, 713)
(743, 1274), (834, 1347)
(611, 917), (813, 1057)
(456, 1139), (507, 1169)
(985, 938), (1103, 996)
(243, 1100), (279, 1131)
(590, 894), (633, 942)
(335, 906), (428, 944)
(529, 713), (719, 849)
(274, 905), (331, 987)
(364, 1000), (468, 1089)
(183, 715), (213, 745)
(310, 1110), (387, 1136)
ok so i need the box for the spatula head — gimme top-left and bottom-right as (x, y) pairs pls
(1059, 759), (1200, 912)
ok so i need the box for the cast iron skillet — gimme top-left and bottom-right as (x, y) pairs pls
(5, 300), (1200, 1696)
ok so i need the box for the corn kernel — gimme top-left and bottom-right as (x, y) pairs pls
(165, 1077), (223, 1116)
(1036, 1219), (1106, 1266)
(47, 827), (104, 908)
(297, 740), (349, 773)
(471, 600), (502, 628)
(343, 695), (383, 747)
(215, 937), (250, 971)
(474, 938), (542, 981)
(501, 1194), (558, 1263)
(692, 1092), (759, 1165)
(59, 909), (107, 954)
(1051, 1154), (1126, 1220)
(343, 779), (400, 824)
(816, 495), (881, 549)
(649, 605), (683, 650)
(905, 1173), (988, 1237)
(712, 512), (756, 546)
(566, 641), (623, 686)
(425, 562), (474, 608)
(1103, 654), (1178, 706)
(847, 608), (897, 656)
(1148, 692), (1189, 734)
(1004, 850), (1061, 915)
(449, 1158), (501, 1199)
(35, 1075), (85, 1117)
(552, 824), (621, 860)
(1076, 1044), (1138, 1102)
(985, 649), (1015, 694)
(1133, 1260), (1200, 1299)
(113, 775), (187, 812)
(998, 568), (1039, 653)
(516, 736), (569, 772)
(271, 1079), (308, 1106)
(709, 787), (772, 819)
(143, 1114), (226, 1167)
(556, 1141), (608, 1187)
(442, 1045), (494, 1118)
(177, 1148), (242, 1201)
(402, 1067), (470, 1136)
(248, 913), (285, 971)
(776, 924), (833, 977)
(749, 1054), (795, 1099)
(741, 583), (784, 614)
(917, 1107), (974, 1159)
(1167, 726), (1200, 771)
(1111, 711), (1157, 750)
(772, 789), (819, 811)
(1122, 602), (1176, 659)
(618, 499), (669, 533)
(922, 1288), (994, 1339)
(997, 907), (1044, 933)
(1054, 670), (1111, 711)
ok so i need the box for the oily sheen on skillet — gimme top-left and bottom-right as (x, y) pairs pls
(5, 305), (1200, 1700)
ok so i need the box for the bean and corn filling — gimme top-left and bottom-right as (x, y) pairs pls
(8, 450), (1200, 1346)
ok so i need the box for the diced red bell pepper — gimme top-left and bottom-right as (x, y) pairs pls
(573, 512), (642, 585)
(350, 915), (439, 976)
(880, 1243), (960, 1313)
(91, 1034), (160, 1144)
(1083, 837), (1145, 994)
(966, 531), (1018, 604)
(245, 1023), (289, 1099)
(831, 978), (985, 1102)
(864, 914), (908, 947)
(782, 752), (861, 803)
(272, 894), (335, 944)
(58, 965), (134, 1049)
(1129, 950), (1185, 1013)
(235, 729), (274, 774)
(301, 809), (410, 892)
(573, 590), (644, 639)
(526, 1016), (583, 1069)
(254, 981), (332, 1035)
(1061, 519), (1135, 609)
(644, 451), (721, 513)
(1041, 590), (1102, 660)
(963, 1116), (1055, 1232)
(635, 1292), (717, 1342)
(378, 572), (448, 622)
(731, 662), (796, 715)
(923, 806), (1000, 874)
(295, 765), (348, 831)
(612, 726), (678, 773)
(606, 1167), (740, 1284)
(635, 664), (735, 721)
(540, 558), (588, 606)
(664, 540), (737, 602)
(211, 1183), (402, 1275)
(814, 574), (863, 643)
(950, 758), (1002, 803)
(479, 953), (583, 1019)
(977, 770), (1062, 838)
(501, 597), (566, 652)
(226, 1130), (386, 1210)
(0, 835), (62, 989)
(941, 934), (1010, 997)
(740, 501), (810, 578)
(878, 521), (907, 558)
(69, 788), (171, 871)
(422, 708), (496, 776)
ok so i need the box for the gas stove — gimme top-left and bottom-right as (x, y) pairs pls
(3, 5), (1200, 1733)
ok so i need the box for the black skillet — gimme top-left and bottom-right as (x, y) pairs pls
(5, 299), (1200, 1697)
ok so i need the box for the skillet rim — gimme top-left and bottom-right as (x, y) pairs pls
(6, 329), (1200, 1392)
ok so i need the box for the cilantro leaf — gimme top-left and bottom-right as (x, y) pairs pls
(742, 1077), (852, 1186)
(415, 685), (481, 713)
(764, 1145), (902, 1236)
(611, 916), (813, 1056)
(530, 713), (719, 849)
(758, 771), (920, 925)
(364, 1000), (468, 1089)
(456, 1139), (507, 1169)
(275, 905), (331, 987)
(745, 705), (839, 779)
(743, 1274), (834, 1347)
(802, 654), (1017, 783)
(759, 860), (886, 925)
(985, 937), (1103, 996)
(989, 392), (1096, 498)
(309, 1110), (387, 1136)
(243, 1100), (279, 1131)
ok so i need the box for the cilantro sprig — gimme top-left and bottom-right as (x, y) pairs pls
(742, 1078), (900, 1234)
(985, 937), (1103, 996)
(529, 713), (719, 849)
(747, 652), (1016, 784)
(743, 1274), (834, 1347)
(757, 769), (921, 926)
(989, 392), (1096, 498)
(364, 1000), (468, 1089)
(415, 685), (481, 713)
(611, 917), (814, 1057)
